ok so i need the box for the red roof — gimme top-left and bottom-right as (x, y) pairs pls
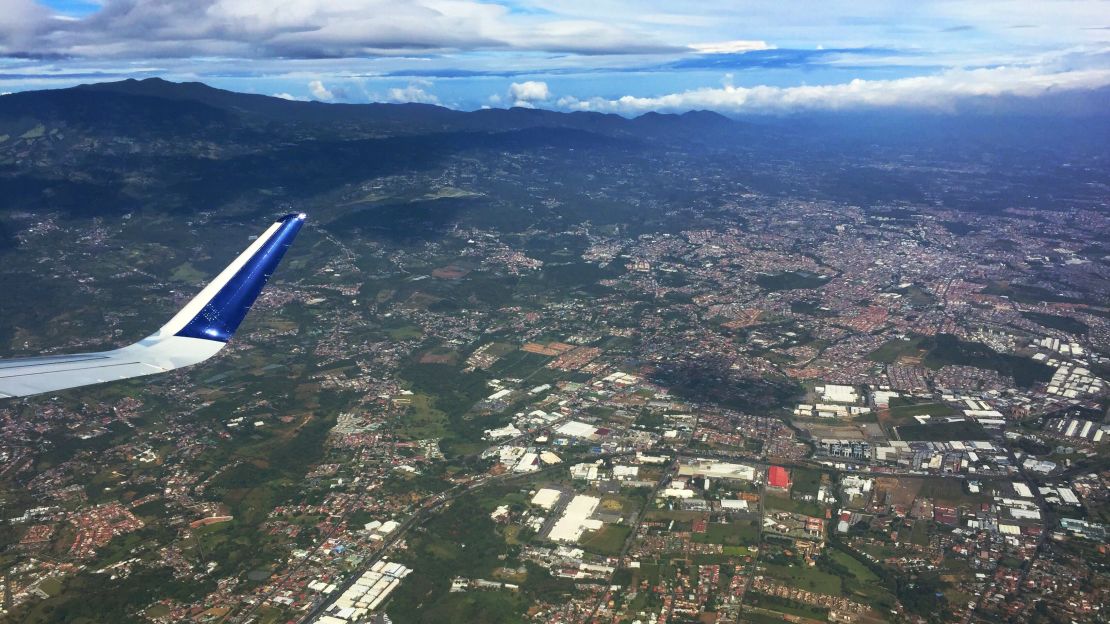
(768, 466), (790, 489)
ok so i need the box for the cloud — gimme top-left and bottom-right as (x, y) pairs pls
(308, 79), (334, 101)
(689, 40), (773, 54)
(555, 66), (1110, 115)
(669, 47), (894, 72)
(272, 92), (302, 101)
(0, 0), (677, 59)
(1, 1), (1107, 115)
(0, 0), (51, 29)
(508, 80), (550, 107)
(386, 81), (439, 104)
(514, 19), (683, 55)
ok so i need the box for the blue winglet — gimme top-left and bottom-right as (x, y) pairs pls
(176, 213), (305, 342)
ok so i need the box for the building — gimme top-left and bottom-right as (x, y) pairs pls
(768, 466), (790, 490)
(548, 495), (602, 543)
(677, 459), (756, 481)
(820, 438), (872, 460)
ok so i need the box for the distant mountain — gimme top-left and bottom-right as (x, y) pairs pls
(0, 79), (706, 219)
(0, 78), (1105, 224)
(76, 78), (467, 127)
(0, 83), (235, 135)
(0, 78), (742, 142)
(10, 77), (1104, 156)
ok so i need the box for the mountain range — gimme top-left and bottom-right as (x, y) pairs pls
(0, 78), (743, 142)
(0, 78), (1106, 232)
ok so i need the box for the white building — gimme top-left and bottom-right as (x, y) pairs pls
(531, 488), (562, 510)
(548, 495), (602, 543)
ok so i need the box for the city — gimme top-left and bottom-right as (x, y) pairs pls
(0, 124), (1106, 622)
(0, 3), (1108, 623)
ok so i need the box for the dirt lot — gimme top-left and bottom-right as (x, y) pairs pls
(873, 477), (923, 508)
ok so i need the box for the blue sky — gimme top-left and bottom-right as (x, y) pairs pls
(1, 1), (1107, 115)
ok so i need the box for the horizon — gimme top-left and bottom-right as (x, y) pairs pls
(10, 76), (1110, 122)
(1, 5), (1109, 624)
(1, 1), (1108, 116)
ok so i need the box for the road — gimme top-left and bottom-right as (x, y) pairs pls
(279, 442), (1023, 623)
(959, 444), (1049, 624)
(730, 467), (766, 618)
(535, 485), (574, 541)
(298, 452), (635, 623)
(227, 395), (406, 624)
(582, 457), (675, 623)
(677, 446), (1027, 483)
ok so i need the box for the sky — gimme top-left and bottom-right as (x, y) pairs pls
(1, 0), (1108, 116)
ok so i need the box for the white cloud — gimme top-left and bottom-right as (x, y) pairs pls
(272, 92), (301, 100)
(0, 0), (51, 43)
(689, 40), (773, 54)
(386, 82), (439, 104)
(555, 66), (1110, 115)
(0, 0), (677, 59)
(308, 79), (334, 101)
(521, 1), (1110, 53)
(508, 80), (550, 107)
(1, 0), (1107, 116)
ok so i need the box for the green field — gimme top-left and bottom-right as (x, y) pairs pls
(899, 284), (937, 307)
(757, 271), (829, 291)
(869, 334), (1052, 387)
(868, 336), (927, 364)
(391, 590), (527, 624)
(910, 519), (930, 546)
(15, 566), (212, 624)
(760, 562), (842, 595)
(820, 545), (897, 607)
(741, 609), (816, 624)
(888, 400), (958, 420)
(396, 393), (449, 440)
(644, 509), (711, 522)
(581, 524), (631, 555)
(388, 324), (424, 340)
(690, 521), (761, 546)
(763, 493), (825, 518)
(1021, 311), (1088, 335)
(917, 478), (990, 506)
(896, 419), (988, 441)
(399, 362), (506, 457)
(984, 281), (1083, 304)
(789, 468), (825, 498)
(169, 261), (206, 283)
(388, 490), (525, 622)
(746, 592), (830, 621)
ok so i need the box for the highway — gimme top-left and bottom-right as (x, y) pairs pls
(284, 441), (1027, 623)
(297, 452), (634, 623)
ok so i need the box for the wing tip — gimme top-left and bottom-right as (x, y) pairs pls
(173, 214), (305, 343)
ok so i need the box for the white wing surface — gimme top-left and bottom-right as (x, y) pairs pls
(0, 213), (306, 399)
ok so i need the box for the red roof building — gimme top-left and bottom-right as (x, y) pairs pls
(768, 466), (791, 489)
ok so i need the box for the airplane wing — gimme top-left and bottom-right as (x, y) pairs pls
(0, 213), (306, 399)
